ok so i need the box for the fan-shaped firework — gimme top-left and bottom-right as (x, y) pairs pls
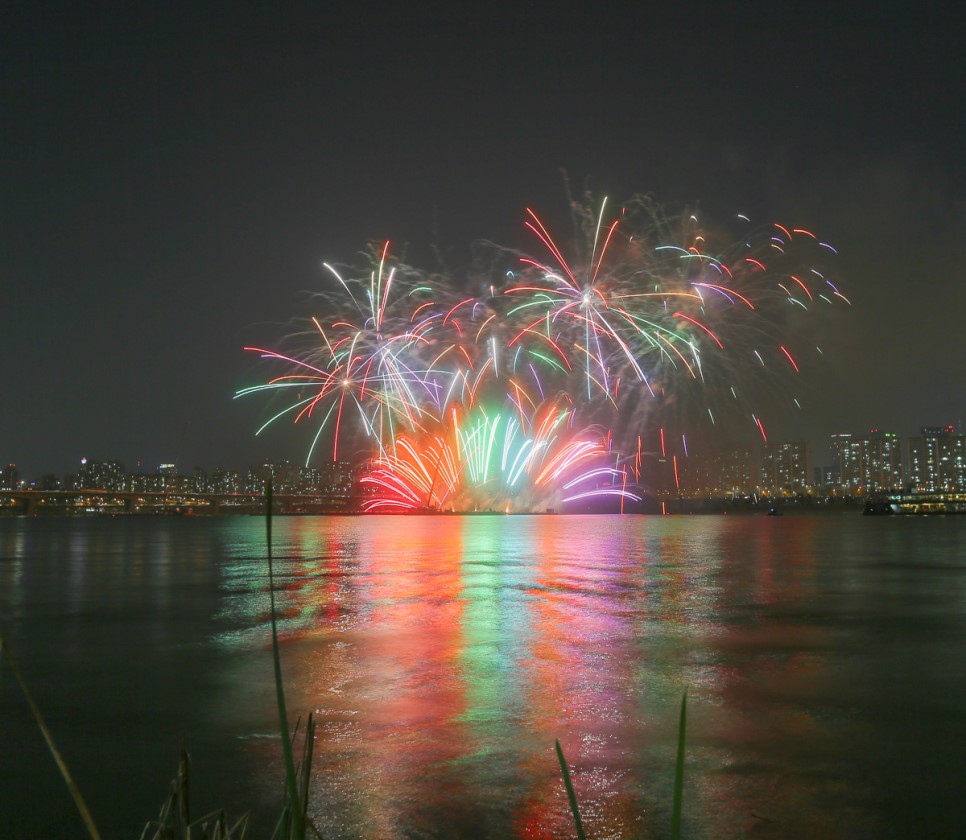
(238, 195), (848, 512)
(360, 399), (631, 512)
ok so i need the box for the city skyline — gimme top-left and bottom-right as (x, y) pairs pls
(4, 4), (963, 480)
(5, 423), (963, 499)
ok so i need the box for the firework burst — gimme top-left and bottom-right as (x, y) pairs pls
(238, 195), (848, 511)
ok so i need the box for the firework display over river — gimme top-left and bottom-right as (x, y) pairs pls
(239, 196), (848, 510)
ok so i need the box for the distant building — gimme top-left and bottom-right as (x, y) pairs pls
(759, 440), (811, 495)
(705, 447), (758, 496)
(77, 459), (125, 491)
(829, 430), (903, 493)
(319, 461), (353, 496)
(210, 467), (243, 495)
(908, 426), (965, 491)
(242, 460), (354, 495)
(1, 463), (19, 490)
(813, 463), (838, 490)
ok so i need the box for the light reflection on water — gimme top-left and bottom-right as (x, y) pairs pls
(2, 514), (965, 838)
(208, 514), (966, 839)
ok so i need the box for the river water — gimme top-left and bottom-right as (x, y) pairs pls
(1, 513), (964, 838)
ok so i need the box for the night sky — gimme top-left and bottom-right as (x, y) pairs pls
(4, 2), (963, 479)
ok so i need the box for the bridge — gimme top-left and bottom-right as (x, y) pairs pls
(0, 490), (355, 516)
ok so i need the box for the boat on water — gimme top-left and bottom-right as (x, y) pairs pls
(863, 491), (966, 515)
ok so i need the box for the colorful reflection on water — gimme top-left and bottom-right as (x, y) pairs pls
(4, 514), (964, 839)
(208, 514), (966, 839)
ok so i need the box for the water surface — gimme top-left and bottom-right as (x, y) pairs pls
(1, 514), (964, 838)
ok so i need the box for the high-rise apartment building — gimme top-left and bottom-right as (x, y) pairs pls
(700, 447), (758, 496)
(759, 440), (811, 494)
(829, 430), (903, 493)
(77, 459), (125, 491)
(907, 426), (965, 491)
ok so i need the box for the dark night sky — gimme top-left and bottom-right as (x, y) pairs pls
(3, 2), (964, 479)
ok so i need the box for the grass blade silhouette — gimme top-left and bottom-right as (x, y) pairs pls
(671, 689), (687, 840)
(1, 634), (103, 840)
(265, 478), (307, 838)
(555, 738), (586, 840)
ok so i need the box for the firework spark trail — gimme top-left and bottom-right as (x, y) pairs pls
(238, 197), (848, 511)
